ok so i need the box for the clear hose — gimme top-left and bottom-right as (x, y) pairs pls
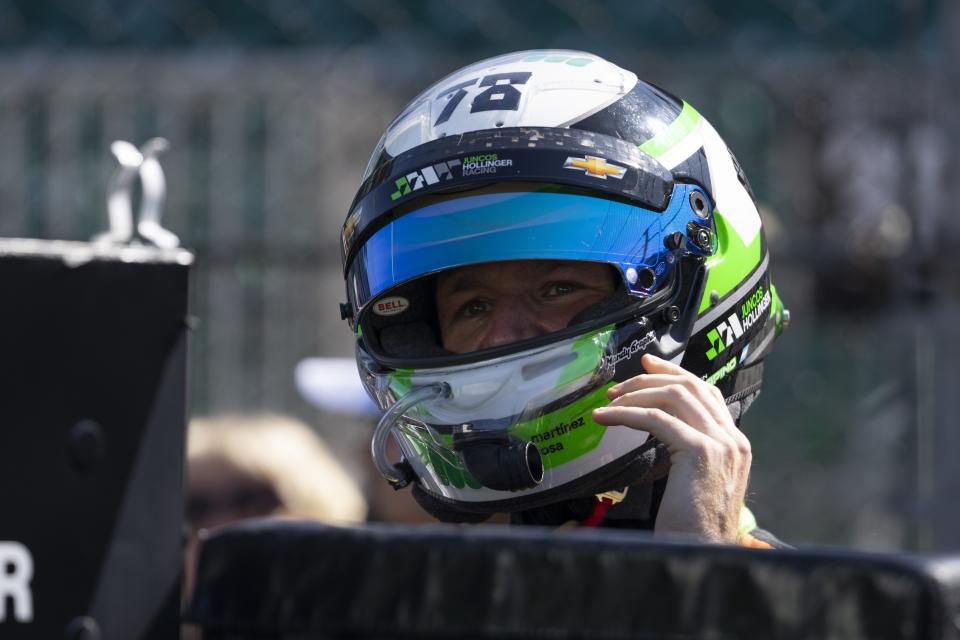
(371, 382), (451, 487)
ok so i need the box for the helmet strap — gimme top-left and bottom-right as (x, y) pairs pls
(725, 361), (764, 425)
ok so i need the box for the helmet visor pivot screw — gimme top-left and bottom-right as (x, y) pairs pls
(689, 190), (710, 219)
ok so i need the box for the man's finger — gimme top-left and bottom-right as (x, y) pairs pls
(607, 373), (681, 399)
(606, 386), (722, 440)
(632, 355), (741, 429)
(592, 405), (708, 456)
(640, 353), (690, 376)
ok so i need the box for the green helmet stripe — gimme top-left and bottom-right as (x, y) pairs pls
(638, 100), (701, 160)
(512, 384), (612, 469)
(388, 368), (414, 397)
(698, 209), (763, 314)
(556, 325), (613, 388)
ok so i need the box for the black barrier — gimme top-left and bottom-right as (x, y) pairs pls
(188, 520), (960, 640)
(0, 238), (192, 639)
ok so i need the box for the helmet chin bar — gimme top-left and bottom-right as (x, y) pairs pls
(371, 381), (546, 493)
(410, 437), (673, 523)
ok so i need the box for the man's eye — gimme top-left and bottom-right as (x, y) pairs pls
(461, 300), (490, 317)
(545, 282), (578, 297)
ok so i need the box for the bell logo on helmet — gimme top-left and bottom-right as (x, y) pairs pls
(563, 155), (626, 180)
(373, 296), (410, 316)
(390, 160), (462, 201)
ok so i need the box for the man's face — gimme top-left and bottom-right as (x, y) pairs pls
(436, 260), (617, 354)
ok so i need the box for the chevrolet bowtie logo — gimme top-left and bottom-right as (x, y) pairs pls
(563, 155), (627, 180)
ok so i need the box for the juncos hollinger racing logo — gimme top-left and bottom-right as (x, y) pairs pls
(461, 153), (513, 176)
(390, 159), (462, 201)
(389, 153), (515, 201)
(705, 285), (771, 361)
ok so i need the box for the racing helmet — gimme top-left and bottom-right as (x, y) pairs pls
(339, 50), (788, 522)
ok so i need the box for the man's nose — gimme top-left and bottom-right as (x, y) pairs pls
(477, 305), (543, 351)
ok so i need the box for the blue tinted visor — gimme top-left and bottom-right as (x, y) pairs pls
(347, 183), (707, 316)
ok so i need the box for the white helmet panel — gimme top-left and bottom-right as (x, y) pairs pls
(383, 50), (638, 158)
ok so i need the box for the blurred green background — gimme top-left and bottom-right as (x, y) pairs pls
(2, 0), (957, 550)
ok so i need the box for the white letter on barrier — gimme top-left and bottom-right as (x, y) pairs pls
(0, 542), (33, 622)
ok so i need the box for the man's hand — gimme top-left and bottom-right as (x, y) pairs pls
(591, 354), (751, 543)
